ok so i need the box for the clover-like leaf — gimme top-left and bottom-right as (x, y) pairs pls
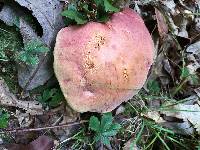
(89, 116), (100, 132)
(17, 39), (49, 66)
(89, 113), (121, 146)
(103, 0), (120, 13)
(101, 136), (111, 146)
(103, 123), (121, 136)
(101, 112), (113, 131)
(38, 88), (64, 107)
(61, 10), (88, 25)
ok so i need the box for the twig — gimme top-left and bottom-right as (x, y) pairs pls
(0, 120), (88, 134)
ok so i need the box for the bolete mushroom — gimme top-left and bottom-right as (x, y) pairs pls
(54, 8), (154, 113)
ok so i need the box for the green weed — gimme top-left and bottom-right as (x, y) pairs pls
(57, 113), (121, 149)
(147, 80), (161, 95)
(17, 39), (50, 66)
(37, 88), (64, 108)
(89, 112), (121, 146)
(0, 109), (10, 129)
(61, 0), (120, 25)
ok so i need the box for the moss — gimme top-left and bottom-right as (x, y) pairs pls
(0, 21), (23, 61)
(0, 21), (23, 93)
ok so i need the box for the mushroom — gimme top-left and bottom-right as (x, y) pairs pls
(54, 8), (154, 113)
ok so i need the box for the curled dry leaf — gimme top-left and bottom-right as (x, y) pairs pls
(185, 41), (200, 85)
(14, 0), (64, 46)
(15, 110), (33, 128)
(143, 95), (199, 135)
(146, 39), (171, 90)
(162, 103), (200, 134)
(157, 1), (179, 35)
(15, 0), (64, 90)
(142, 111), (165, 123)
(0, 78), (44, 115)
(6, 135), (54, 150)
(155, 8), (168, 38)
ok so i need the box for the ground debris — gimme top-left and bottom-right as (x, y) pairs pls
(162, 102), (200, 134)
(0, 0), (64, 90)
(5, 135), (54, 150)
(0, 78), (44, 115)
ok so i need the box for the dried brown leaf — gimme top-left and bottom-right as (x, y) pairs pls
(6, 135), (54, 150)
(0, 78), (44, 115)
(155, 8), (168, 38)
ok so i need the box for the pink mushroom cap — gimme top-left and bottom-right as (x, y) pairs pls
(54, 8), (154, 112)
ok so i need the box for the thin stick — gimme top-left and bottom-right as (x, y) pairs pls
(0, 120), (88, 134)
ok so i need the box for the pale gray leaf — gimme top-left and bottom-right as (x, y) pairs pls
(162, 103), (200, 134)
(0, 5), (17, 26)
(15, 0), (64, 46)
(13, 0), (64, 90)
(17, 55), (54, 90)
(160, 121), (194, 135)
(19, 18), (38, 43)
(186, 41), (200, 54)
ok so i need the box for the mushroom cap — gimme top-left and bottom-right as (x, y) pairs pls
(54, 8), (154, 112)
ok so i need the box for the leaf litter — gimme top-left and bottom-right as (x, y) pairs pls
(0, 0), (64, 90)
(0, 0), (200, 149)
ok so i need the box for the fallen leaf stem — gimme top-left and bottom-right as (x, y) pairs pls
(0, 120), (88, 134)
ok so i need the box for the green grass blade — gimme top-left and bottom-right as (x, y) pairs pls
(167, 136), (189, 150)
(156, 132), (171, 150)
(144, 135), (158, 150)
(130, 121), (145, 150)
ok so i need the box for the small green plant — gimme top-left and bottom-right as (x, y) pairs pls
(0, 17), (47, 65)
(0, 109), (10, 129)
(172, 66), (199, 96)
(180, 67), (199, 84)
(147, 80), (161, 95)
(89, 112), (121, 146)
(61, 0), (120, 25)
(17, 39), (49, 65)
(58, 113), (121, 149)
(38, 88), (64, 107)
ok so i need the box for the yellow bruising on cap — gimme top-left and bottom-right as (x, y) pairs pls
(123, 68), (129, 81)
(83, 33), (106, 71)
(87, 33), (106, 50)
(94, 34), (106, 49)
(84, 52), (95, 69)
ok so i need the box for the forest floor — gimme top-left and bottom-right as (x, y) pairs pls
(0, 0), (200, 150)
